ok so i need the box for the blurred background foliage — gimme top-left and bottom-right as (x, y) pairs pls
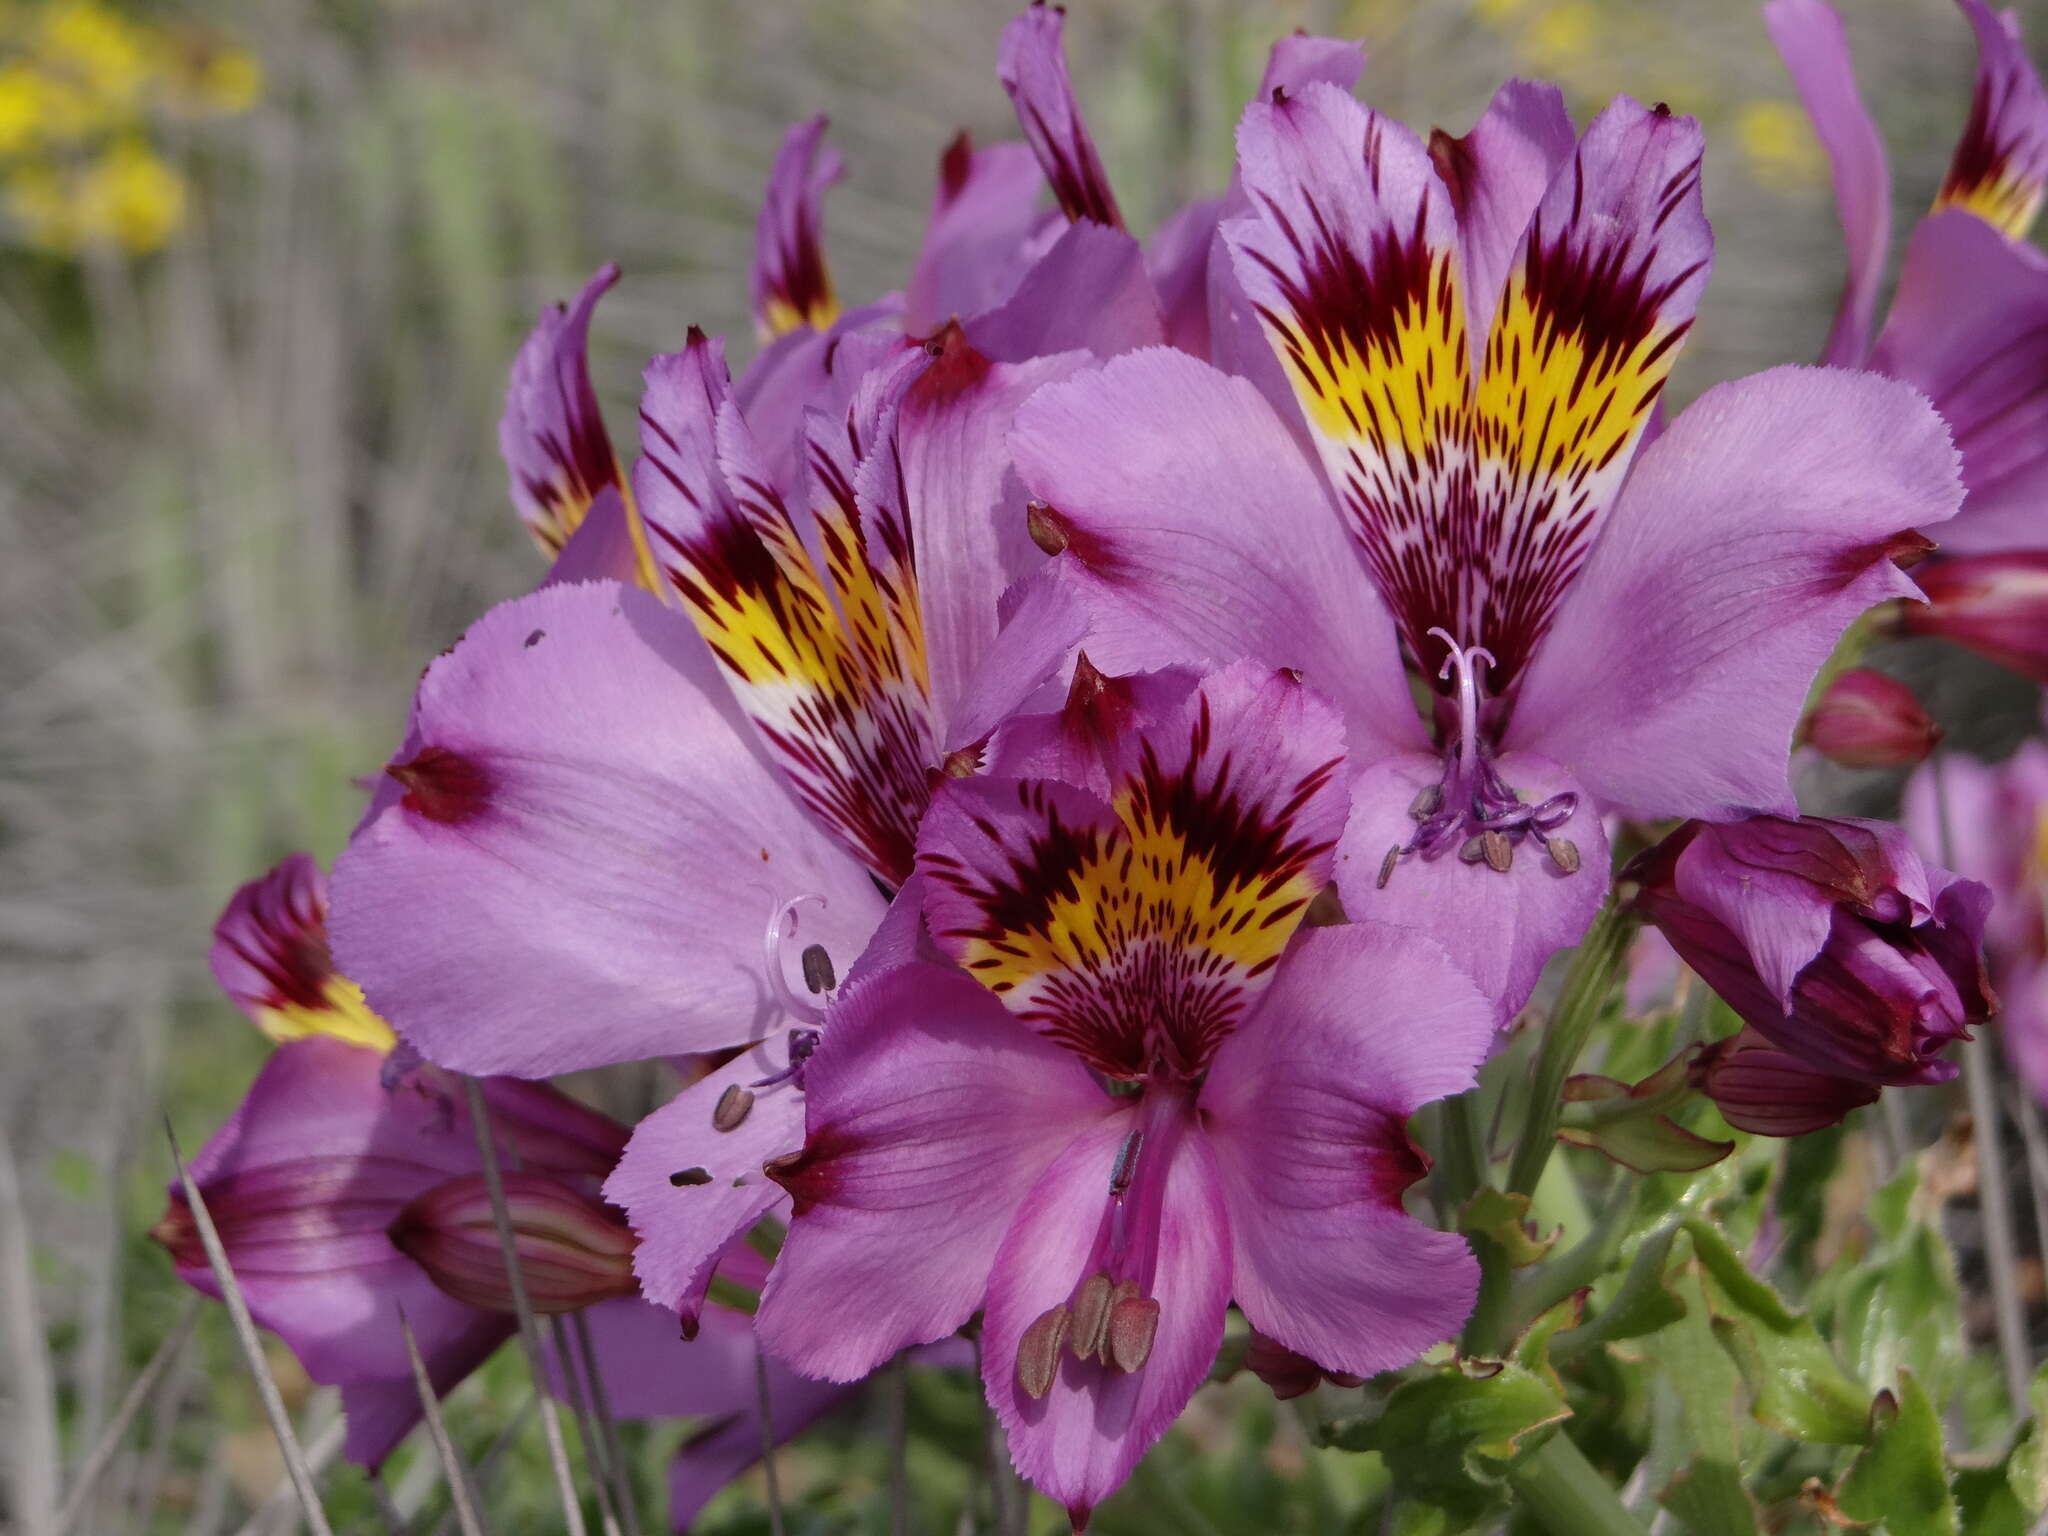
(0, 0), (2040, 1530)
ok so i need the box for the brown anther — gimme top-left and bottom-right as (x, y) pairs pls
(942, 745), (983, 778)
(801, 944), (836, 994)
(1545, 837), (1581, 875)
(712, 1084), (755, 1132)
(1481, 829), (1513, 873)
(1459, 835), (1488, 864)
(1016, 1303), (1071, 1399)
(1407, 783), (1443, 821)
(1107, 1293), (1161, 1373)
(1377, 846), (1400, 889)
(1026, 500), (1069, 556)
(1303, 885), (1347, 927)
(669, 1166), (712, 1187)
(1069, 1272), (1115, 1361)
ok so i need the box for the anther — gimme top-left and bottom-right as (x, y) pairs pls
(1459, 835), (1487, 864)
(764, 894), (829, 1026)
(1378, 845), (1401, 889)
(1545, 837), (1581, 875)
(1481, 830), (1513, 873)
(712, 1084), (755, 1132)
(1016, 1303), (1071, 1399)
(1408, 784), (1443, 821)
(1026, 500), (1069, 557)
(1108, 1131), (1144, 1198)
(801, 944), (836, 995)
(1107, 1292), (1161, 1373)
(1070, 1272), (1115, 1361)
(669, 1167), (713, 1187)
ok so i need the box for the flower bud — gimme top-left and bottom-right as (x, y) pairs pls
(1243, 1330), (1363, 1400)
(1627, 815), (1994, 1089)
(1801, 668), (1942, 769)
(388, 1171), (638, 1315)
(1691, 1030), (1881, 1137)
(1899, 552), (2048, 683)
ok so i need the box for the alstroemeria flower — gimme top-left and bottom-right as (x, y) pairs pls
(1769, 0), (2048, 557)
(1008, 82), (1964, 1016)
(750, 663), (1493, 1525)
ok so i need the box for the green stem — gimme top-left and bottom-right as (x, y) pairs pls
(1506, 904), (1636, 1199)
(1438, 1089), (1490, 1213)
(1506, 1433), (1648, 1536)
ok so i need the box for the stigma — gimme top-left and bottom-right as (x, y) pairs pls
(1377, 630), (1580, 888)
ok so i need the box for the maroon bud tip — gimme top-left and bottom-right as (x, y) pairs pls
(1802, 667), (1942, 769)
(386, 746), (492, 825)
(149, 1197), (203, 1268)
(1107, 1294), (1160, 1373)
(938, 130), (974, 202)
(911, 319), (994, 399)
(1016, 1303), (1071, 1399)
(684, 323), (710, 346)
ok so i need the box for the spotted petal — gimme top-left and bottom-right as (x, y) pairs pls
(753, 116), (843, 338)
(1937, 0), (2048, 239)
(918, 663), (1348, 1079)
(499, 264), (630, 558)
(211, 854), (394, 1051)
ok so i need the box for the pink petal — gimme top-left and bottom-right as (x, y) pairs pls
(751, 117), (843, 337)
(1200, 925), (1490, 1377)
(331, 581), (886, 1076)
(755, 960), (1111, 1382)
(905, 134), (1048, 334)
(1508, 366), (1963, 822)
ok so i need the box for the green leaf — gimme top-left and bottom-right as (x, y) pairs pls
(1686, 1218), (1874, 1445)
(1460, 1186), (1559, 1268)
(1557, 1115), (1733, 1174)
(1834, 1372), (1959, 1535)
(1322, 1361), (1569, 1527)
(1550, 1223), (1688, 1364)
(2008, 1363), (2048, 1515)
(1632, 1235), (1759, 1536)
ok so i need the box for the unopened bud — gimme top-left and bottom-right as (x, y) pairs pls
(1900, 552), (2048, 683)
(388, 1172), (637, 1315)
(1801, 668), (1942, 769)
(1016, 1303), (1071, 1399)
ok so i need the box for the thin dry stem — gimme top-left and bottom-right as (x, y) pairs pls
(400, 1306), (489, 1536)
(52, 1295), (201, 1536)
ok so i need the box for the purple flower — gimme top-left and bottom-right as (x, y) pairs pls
(387, 1170), (640, 1316)
(1769, 0), (2048, 565)
(1800, 666), (1943, 768)
(1627, 815), (1994, 1126)
(747, 663), (1493, 1524)
(1007, 82), (1963, 1019)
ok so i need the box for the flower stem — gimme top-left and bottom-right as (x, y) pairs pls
(1506, 903), (1635, 1199)
(1506, 1432), (1647, 1536)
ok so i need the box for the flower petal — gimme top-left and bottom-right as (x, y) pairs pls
(1335, 749), (1610, 1019)
(981, 1105), (1232, 1525)
(919, 663), (1349, 1077)
(604, 1041), (797, 1333)
(999, 3), (1122, 228)
(1201, 924), (1488, 1375)
(1508, 366), (1963, 821)
(968, 220), (1164, 364)
(1868, 211), (2048, 554)
(331, 581), (886, 1076)
(906, 134), (1049, 334)
(540, 485), (643, 589)
(752, 117), (842, 338)
(754, 960), (1111, 1382)
(211, 854), (394, 1051)
(1764, 0), (1892, 365)
(1007, 346), (1424, 758)
(1936, 0), (2048, 239)
(500, 263), (626, 556)
(1427, 80), (1576, 360)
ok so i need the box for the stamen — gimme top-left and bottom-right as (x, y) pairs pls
(1107, 1292), (1161, 1373)
(1545, 838), (1581, 875)
(712, 1084), (755, 1132)
(1377, 845), (1400, 889)
(800, 944), (836, 994)
(669, 1167), (713, 1187)
(1108, 1130), (1144, 1197)
(1481, 830), (1513, 873)
(749, 1026), (821, 1090)
(1017, 1303), (1071, 1399)
(1408, 784), (1443, 821)
(1459, 835), (1487, 864)
(1070, 1272), (1114, 1361)
(763, 894), (830, 1025)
